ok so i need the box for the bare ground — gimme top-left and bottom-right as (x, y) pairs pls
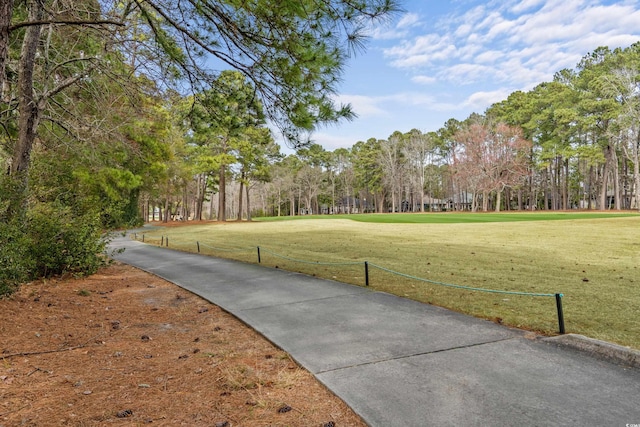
(0, 263), (366, 427)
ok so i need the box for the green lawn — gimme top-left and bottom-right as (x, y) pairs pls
(256, 211), (637, 223)
(136, 212), (640, 349)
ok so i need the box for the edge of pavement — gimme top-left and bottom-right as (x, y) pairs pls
(110, 231), (640, 371)
(543, 334), (640, 368)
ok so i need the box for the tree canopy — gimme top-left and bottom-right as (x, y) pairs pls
(0, 0), (401, 293)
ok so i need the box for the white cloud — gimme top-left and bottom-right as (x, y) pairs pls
(335, 94), (387, 118)
(510, 0), (546, 14)
(384, 34), (457, 67)
(440, 63), (506, 85)
(370, 12), (422, 40)
(397, 13), (421, 28)
(384, 0), (640, 94)
(320, 0), (640, 144)
(463, 89), (514, 109)
(454, 23), (473, 38)
(336, 91), (439, 119)
(474, 50), (504, 64)
(411, 75), (437, 85)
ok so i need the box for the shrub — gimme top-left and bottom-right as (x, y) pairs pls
(0, 199), (111, 296)
(0, 220), (33, 297)
(26, 202), (109, 278)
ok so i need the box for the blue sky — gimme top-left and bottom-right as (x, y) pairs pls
(305, 0), (640, 152)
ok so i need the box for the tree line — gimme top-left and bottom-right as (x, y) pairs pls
(0, 0), (399, 294)
(172, 43), (640, 219)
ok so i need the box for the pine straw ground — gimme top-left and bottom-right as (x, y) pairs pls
(0, 263), (365, 427)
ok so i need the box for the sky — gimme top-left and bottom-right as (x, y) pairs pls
(302, 0), (640, 153)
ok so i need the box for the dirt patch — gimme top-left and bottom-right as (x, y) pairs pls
(0, 263), (365, 426)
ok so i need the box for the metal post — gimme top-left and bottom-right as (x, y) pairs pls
(197, 241), (200, 253)
(161, 236), (164, 246)
(142, 234), (144, 242)
(555, 293), (565, 334)
(166, 237), (169, 247)
(365, 261), (369, 286)
(257, 246), (261, 263)
(134, 233), (137, 240)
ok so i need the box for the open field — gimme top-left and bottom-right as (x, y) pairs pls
(256, 211), (637, 223)
(136, 212), (640, 350)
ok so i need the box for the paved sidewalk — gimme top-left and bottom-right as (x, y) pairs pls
(110, 234), (640, 427)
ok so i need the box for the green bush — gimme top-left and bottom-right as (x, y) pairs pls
(27, 202), (109, 278)
(0, 220), (33, 297)
(0, 201), (110, 296)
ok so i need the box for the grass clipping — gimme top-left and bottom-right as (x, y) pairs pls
(0, 263), (365, 426)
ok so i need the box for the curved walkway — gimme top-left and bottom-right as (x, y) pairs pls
(109, 234), (640, 426)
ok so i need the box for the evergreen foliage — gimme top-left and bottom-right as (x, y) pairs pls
(0, 176), (110, 296)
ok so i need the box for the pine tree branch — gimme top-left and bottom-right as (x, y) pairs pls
(9, 19), (124, 32)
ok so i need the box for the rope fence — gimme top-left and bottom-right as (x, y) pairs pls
(197, 242), (254, 253)
(258, 246), (363, 266)
(130, 232), (565, 334)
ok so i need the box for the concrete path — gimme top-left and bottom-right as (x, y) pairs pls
(109, 234), (640, 427)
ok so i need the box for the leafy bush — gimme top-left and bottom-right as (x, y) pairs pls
(0, 200), (110, 296)
(27, 202), (109, 278)
(0, 220), (33, 297)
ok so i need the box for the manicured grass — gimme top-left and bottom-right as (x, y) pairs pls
(255, 211), (637, 223)
(137, 214), (640, 350)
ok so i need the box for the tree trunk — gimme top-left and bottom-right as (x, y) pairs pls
(208, 191), (215, 220)
(163, 197), (170, 223)
(237, 172), (245, 221)
(612, 148), (621, 210)
(218, 164), (226, 221)
(345, 187), (350, 214)
(375, 192), (384, 213)
(550, 163), (557, 210)
(245, 183), (252, 221)
(0, 0), (14, 102)
(195, 174), (202, 220)
(634, 132), (640, 212)
(563, 158), (569, 210)
(588, 165), (594, 210)
(600, 145), (613, 210)
(194, 183), (199, 220)
(517, 189), (523, 210)
(11, 1), (43, 175)
(333, 183), (336, 214)
(7, 1), (44, 218)
(391, 189), (396, 213)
